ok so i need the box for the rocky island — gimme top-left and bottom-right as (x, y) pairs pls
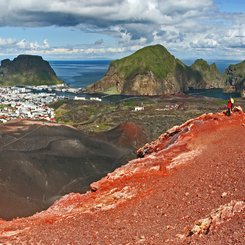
(86, 44), (226, 95)
(0, 55), (63, 86)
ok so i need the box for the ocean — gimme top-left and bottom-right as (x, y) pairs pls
(49, 60), (111, 88)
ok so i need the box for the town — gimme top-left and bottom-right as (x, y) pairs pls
(0, 85), (103, 123)
(0, 86), (62, 123)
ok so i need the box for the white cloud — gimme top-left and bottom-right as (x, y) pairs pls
(0, 38), (52, 57)
(191, 38), (219, 48)
(0, 0), (244, 59)
(0, 38), (16, 46)
(16, 39), (50, 50)
(0, 0), (214, 26)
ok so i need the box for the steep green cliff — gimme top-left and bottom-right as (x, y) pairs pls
(86, 45), (225, 95)
(224, 60), (245, 96)
(0, 55), (63, 86)
(191, 59), (224, 88)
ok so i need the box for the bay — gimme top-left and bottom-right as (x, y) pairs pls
(49, 60), (111, 88)
(186, 88), (240, 100)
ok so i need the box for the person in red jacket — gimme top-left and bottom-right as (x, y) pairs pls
(227, 99), (232, 116)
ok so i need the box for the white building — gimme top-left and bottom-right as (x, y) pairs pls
(134, 106), (144, 111)
(90, 97), (102, 102)
(74, 96), (86, 101)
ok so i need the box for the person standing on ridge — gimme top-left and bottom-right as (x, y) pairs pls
(230, 97), (234, 111)
(227, 98), (232, 116)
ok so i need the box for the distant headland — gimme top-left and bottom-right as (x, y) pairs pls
(0, 54), (63, 86)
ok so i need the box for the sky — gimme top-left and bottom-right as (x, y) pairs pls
(0, 0), (244, 60)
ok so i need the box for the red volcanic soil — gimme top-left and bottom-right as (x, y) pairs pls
(103, 121), (149, 149)
(0, 109), (244, 244)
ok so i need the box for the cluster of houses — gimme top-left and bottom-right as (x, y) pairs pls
(74, 96), (102, 101)
(0, 87), (59, 123)
(33, 84), (81, 94)
(0, 85), (104, 123)
(155, 103), (180, 111)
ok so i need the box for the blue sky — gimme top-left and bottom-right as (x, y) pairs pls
(0, 0), (244, 60)
(214, 0), (245, 12)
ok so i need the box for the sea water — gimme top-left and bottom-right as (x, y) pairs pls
(186, 88), (240, 100)
(49, 60), (111, 88)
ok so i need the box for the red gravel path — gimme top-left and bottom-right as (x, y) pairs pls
(0, 110), (244, 244)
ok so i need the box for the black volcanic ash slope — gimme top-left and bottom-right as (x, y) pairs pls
(0, 122), (130, 220)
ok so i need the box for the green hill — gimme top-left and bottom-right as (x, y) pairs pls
(111, 44), (177, 80)
(0, 55), (63, 86)
(86, 44), (225, 95)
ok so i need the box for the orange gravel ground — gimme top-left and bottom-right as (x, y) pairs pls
(0, 110), (244, 244)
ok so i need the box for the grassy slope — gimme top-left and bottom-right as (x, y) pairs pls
(0, 74), (62, 86)
(191, 59), (223, 81)
(111, 44), (179, 80)
(227, 60), (245, 76)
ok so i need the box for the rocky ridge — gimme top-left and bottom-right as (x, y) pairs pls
(0, 109), (244, 244)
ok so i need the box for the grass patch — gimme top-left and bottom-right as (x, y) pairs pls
(104, 86), (120, 95)
(111, 44), (177, 80)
